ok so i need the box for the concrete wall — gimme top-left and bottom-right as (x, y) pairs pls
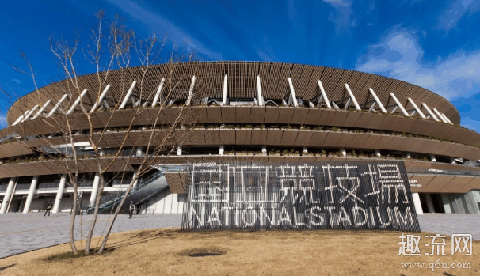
(140, 187), (187, 215)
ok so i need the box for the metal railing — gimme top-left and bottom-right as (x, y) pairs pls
(111, 179), (132, 186)
(37, 182), (60, 189)
(16, 183), (32, 190)
(78, 180), (95, 187)
(87, 170), (164, 214)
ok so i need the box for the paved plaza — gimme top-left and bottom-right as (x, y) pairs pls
(0, 213), (479, 259)
(0, 213), (182, 259)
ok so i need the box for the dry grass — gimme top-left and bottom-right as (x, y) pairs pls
(0, 229), (479, 275)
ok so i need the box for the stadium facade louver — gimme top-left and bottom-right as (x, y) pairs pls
(0, 61), (479, 216)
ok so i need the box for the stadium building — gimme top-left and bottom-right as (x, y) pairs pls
(0, 61), (480, 216)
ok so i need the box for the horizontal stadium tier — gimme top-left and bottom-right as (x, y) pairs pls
(1, 61), (479, 216)
(7, 62), (459, 124)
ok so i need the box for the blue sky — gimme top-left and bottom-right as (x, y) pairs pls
(1, 0), (480, 131)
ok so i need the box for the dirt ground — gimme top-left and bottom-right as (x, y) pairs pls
(0, 229), (478, 276)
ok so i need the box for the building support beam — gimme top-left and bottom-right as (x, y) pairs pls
(340, 148), (346, 157)
(120, 81), (137, 109)
(185, 75), (196, 106)
(90, 85), (111, 113)
(389, 93), (409, 116)
(52, 175), (67, 214)
(344, 84), (360, 111)
(303, 147), (308, 154)
(219, 146), (224, 155)
(287, 78), (298, 107)
(47, 94), (68, 118)
(89, 173), (101, 208)
(21, 105), (39, 122)
(412, 193), (423, 214)
(369, 88), (387, 113)
(0, 178), (16, 214)
(261, 146), (267, 155)
(32, 100), (51, 120)
(317, 80), (331, 109)
(221, 75), (228, 105)
(430, 155), (436, 162)
(151, 78), (165, 108)
(177, 146), (182, 156)
(375, 149), (381, 157)
(67, 89), (88, 115)
(407, 98), (425, 119)
(433, 108), (448, 123)
(441, 113), (452, 124)
(12, 115), (25, 126)
(23, 176), (38, 214)
(421, 103), (440, 122)
(256, 75), (263, 106)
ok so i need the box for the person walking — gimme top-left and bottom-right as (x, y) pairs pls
(129, 200), (135, 219)
(44, 201), (53, 217)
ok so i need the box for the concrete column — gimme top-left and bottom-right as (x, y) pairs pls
(133, 171), (139, 189)
(454, 196), (466, 214)
(89, 173), (101, 207)
(340, 148), (346, 157)
(52, 174), (67, 214)
(303, 147), (308, 154)
(472, 190), (480, 203)
(375, 149), (381, 157)
(425, 194), (436, 213)
(471, 191), (480, 214)
(135, 147), (144, 157)
(261, 146), (267, 154)
(219, 146), (224, 155)
(464, 191), (478, 214)
(177, 146), (182, 156)
(412, 193), (423, 214)
(23, 176), (38, 214)
(0, 177), (16, 214)
(440, 194), (452, 214)
(406, 152), (411, 159)
(430, 155), (436, 162)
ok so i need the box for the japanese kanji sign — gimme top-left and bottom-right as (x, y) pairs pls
(181, 161), (421, 232)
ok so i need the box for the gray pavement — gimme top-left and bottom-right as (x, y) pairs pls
(0, 213), (479, 259)
(417, 214), (480, 240)
(0, 213), (182, 259)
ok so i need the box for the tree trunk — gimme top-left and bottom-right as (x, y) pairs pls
(69, 184), (79, 254)
(97, 173), (138, 254)
(85, 177), (105, 254)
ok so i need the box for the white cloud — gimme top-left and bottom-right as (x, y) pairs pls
(438, 0), (480, 31)
(356, 28), (480, 100)
(322, 0), (353, 30)
(0, 115), (6, 128)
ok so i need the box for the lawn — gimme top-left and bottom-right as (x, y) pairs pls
(0, 229), (478, 275)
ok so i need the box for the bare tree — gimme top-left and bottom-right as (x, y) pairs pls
(2, 10), (201, 255)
